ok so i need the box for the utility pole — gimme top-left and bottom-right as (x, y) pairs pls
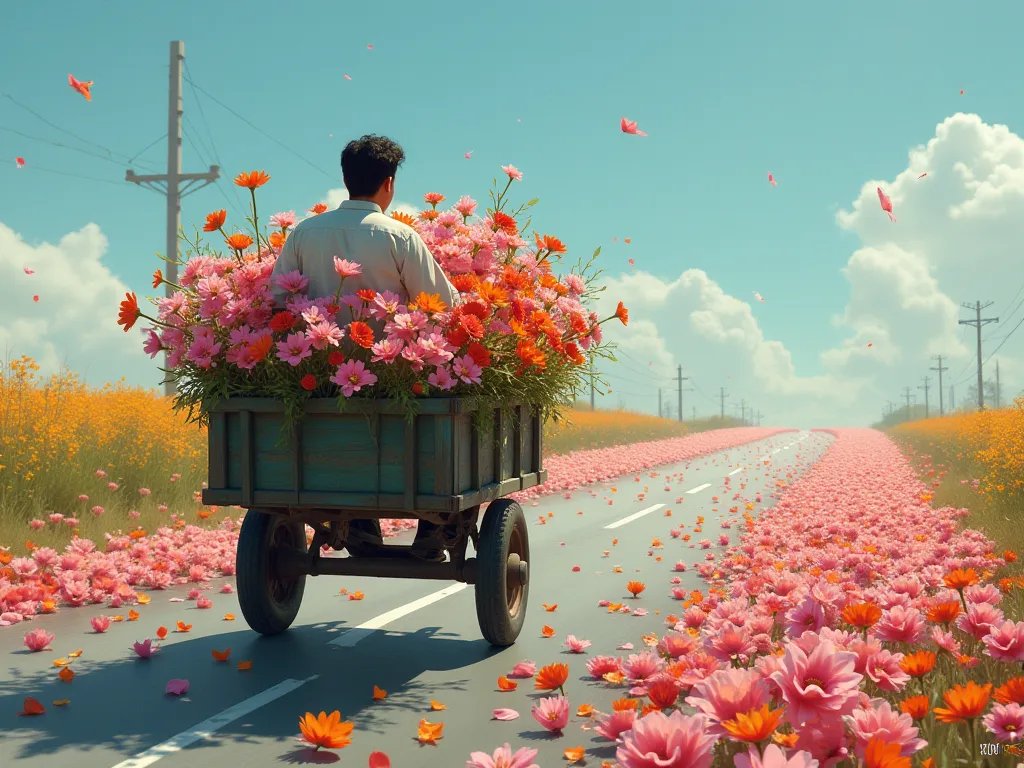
(126, 41), (219, 398)
(996, 359), (1001, 408)
(950, 385), (955, 412)
(918, 376), (931, 419)
(958, 301), (999, 410)
(719, 387), (729, 420)
(658, 388), (662, 418)
(740, 399), (747, 424)
(756, 410), (762, 426)
(930, 356), (947, 415)
(676, 366), (688, 424)
(903, 387), (913, 418)
(691, 406), (696, 421)
(589, 358), (595, 410)
(885, 400), (895, 419)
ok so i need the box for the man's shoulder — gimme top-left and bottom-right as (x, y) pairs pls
(294, 208), (417, 241)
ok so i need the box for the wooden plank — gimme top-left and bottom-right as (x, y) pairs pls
(512, 405), (523, 478)
(290, 420), (302, 505)
(495, 408), (505, 483)
(470, 415), (481, 490)
(208, 410), (227, 489)
(240, 410), (254, 507)
(434, 415), (453, 496)
(211, 396), (473, 416)
(372, 411), (381, 507)
(532, 408), (543, 474)
(404, 416), (416, 511)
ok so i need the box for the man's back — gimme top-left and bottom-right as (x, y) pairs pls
(270, 199), (456, 309)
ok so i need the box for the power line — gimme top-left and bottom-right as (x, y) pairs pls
(0, 124), (159, 173)
(983, 312), (1024, 367)
(181, 74), (338, 182)
(0, 162), (127, 186)
(126, 133), (167, 166)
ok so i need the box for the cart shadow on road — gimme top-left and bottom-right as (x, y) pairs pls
(0, 623), (496, 763)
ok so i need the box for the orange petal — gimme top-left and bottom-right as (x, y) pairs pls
(110, 615), (124, 622)
(156, 626), (168, 639)
(18, 697), (45, 716)
(52, 657), (69, 668)
(58, 667), (75, 682)
(349, 591), (365, 601)
(497, 676), (518, 691)
(128, 610), (140, 621)
(237, 661), (253, 671)
(373, 685), (387, 700)
(176, 621), (192, 632)
(67, 650), (83, 658)
(53, 699), (70, 707)
(430, 700), (446, 711)
(223, 613), (236, 621)
(541, 625), (556, 638)
(137, 594), (151, 605)
(416, 719), (444, 743)
(543, 604), (558, 612)
(212, 648), (231, 662)
(564, 747), (585, 763)
(577, 704), (594, 717)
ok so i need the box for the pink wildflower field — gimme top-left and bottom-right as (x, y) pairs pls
(0, 426), (786, 622)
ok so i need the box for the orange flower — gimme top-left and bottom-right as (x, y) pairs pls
(933, 681), (992, 723)
(117, 292), (140, 332)
(203, 209), (227, 231)
(627, 581), (646, 598)
(391, 210), (416, 226)
(863, 737), (911, 768)
(233, 170), (270, 189)
(535, 663), (569, 692)
(541, 625), (556, 638)
(268, 231), (286, 249)
(497, 676), (517, 691)
(925, 600), (961, 624)
(943, 568), (980, 590)
(298, 711), (353, 750)
(356, 289), (377, 303)
(430, 700), (446, 711)
(646, 677), (679, 709)
(225, 233), (254, 251)
(348, 321), (375, 349)
(614, 301), (629, 326)
(212, 648), (231, 662)
(308, 203), (329, 215)
(898, 650), (936, 677)
(152, 269), (163, 289)
(127, 609), (140, 621)
(722, 704), (785, 743)
(416, 718), (443, 744)
(994, 677), (1024, 705)
(373, 685), (387, 700)
(492, 211), (518, 234)
(841, 602), (882, 628)
(613, 698), (639, 711)
(898, 695), (930, 719)
(564, 746), (585, 764)
(576, 704), (594, 717)
(1005, 550), (1018, 563)
(247, 334), (273, 364)
(476, 281), (509, 307)
(534, 233), (567, 254)
(771, 731), (799, 749)
(175, 621), (192, 633)
(411, 292), (448, 314)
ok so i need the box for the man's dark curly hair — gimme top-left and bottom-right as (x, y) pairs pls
(340, 135), (406, 198)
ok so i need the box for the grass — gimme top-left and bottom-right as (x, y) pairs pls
(0, 357), (744, 553)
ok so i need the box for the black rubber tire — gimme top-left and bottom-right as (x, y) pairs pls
(236, 509), (307, 636)
(475, 498), (529, 647)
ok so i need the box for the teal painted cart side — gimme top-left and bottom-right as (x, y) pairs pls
(201, 397), (546, 515)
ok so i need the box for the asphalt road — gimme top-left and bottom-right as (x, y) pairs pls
(0, 430), (832, 768)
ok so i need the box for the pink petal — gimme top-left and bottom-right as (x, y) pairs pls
(492, 708), (520, 721)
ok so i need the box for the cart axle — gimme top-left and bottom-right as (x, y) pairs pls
(275, 546), (483, 584)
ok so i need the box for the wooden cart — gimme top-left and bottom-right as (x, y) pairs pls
(201, 397), (545, 647)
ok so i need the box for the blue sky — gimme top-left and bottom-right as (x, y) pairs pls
(1, 0), (1022, 420)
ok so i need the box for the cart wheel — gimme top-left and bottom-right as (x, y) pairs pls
(475, 498), (529, 647)
(236, 509), (307, 636)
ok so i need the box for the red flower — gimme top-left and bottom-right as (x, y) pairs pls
(300, 374), (317, 391)
(615, 301), (629, 326)
(356, 289), (377, 302)
(270, 311), (297, 333)
(117, 293), (140, 332)
(447, 327), (470, 348)
(466, 342), (490, 368)
(202, 210), (227, 232)
(411, 382), (424, 396)
(492, 211), (518, 235)
(460, 314), (484, 339)
(348, 322), (374, 349)
(328, 351), (345, 366)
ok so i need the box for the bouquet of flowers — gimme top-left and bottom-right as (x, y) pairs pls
(116, 165), (628, 429)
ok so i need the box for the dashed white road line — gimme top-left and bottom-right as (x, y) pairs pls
(686, 483), (712, 494)
(328, 583), (469, 647)
(110, 675), (318, 768)
(605, 503), (667, 530)
(728, 467), (744, 476)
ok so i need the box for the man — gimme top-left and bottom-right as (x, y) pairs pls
(270, 134), (459, 562)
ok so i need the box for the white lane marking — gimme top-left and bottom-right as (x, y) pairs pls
(728, 467), (743, 476)
(686, 483), (712, 494)
(758, 455), (771, 461)
(110, 675), (317, 768)
(328, 583), (468, 646)
(604, 503), (666, 530)
(771, 449), (781, 455)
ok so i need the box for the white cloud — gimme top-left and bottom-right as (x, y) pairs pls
(597, 112), (1024, 426)
(0, 222), (161, 388)
(321, 188), (420, 217)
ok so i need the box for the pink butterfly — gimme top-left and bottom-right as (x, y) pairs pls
(877, 187), (896, 222)
(23, 267), (34, 275)
(367, 44), (373, 50)
(767, 172), (777, 187)
(343, 74), (352, 81)
(15, 157), (25, 168)
(464, 150), (473, 159)
(620, 117), (647, 136)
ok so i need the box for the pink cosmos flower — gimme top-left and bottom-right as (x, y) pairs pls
(530, 695), (568, 733)
(864, 649), (910, 692)
(427, 364), (456, 391)
(734, 744), (820, 768)
(616, 710), (716, 768)
(624, 652), (665, 681)
(452, 354), (483, 384)
(91, 615), (111, 633)
(330, 359), (378, 397)
(509, 661), (536, 678)
(132, 639), (159, 659)
(276, 333), (314, 366)
(333, 257), (362, 278)
(982, 620), (1024, 661)
(957, 601), (1005, 640)
(268, 211), (297, 229)
(501, 165), (523, 181)
(846, 699), (926, 759)
(873, 605), (926, 644)
(769, 639), (863, 728)
(23, 628), (54, 652)
(595, 708), (637, 740)
(586, 655), (623, 679)
(983, 702), (1024, 742)
(685, 667), (770, 736)
(564, 635), (591, 653)
(465, 743), (539, 768)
